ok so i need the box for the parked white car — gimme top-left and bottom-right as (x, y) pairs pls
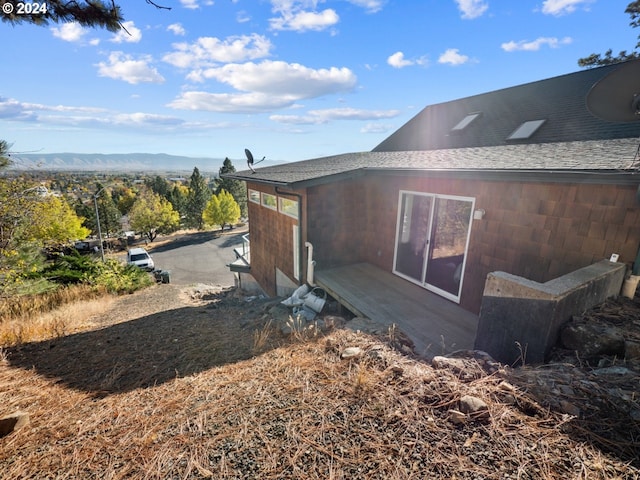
(126, 247), (155, 271)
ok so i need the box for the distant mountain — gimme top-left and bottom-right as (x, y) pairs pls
(7, 152), (261, 173)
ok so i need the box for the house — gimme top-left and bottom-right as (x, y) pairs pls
(225, 61), (640, 360)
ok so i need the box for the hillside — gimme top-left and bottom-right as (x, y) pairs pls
(6, 152), (281, 173)
(0, 284), (638, 479)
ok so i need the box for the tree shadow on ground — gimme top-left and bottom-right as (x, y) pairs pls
(148, 231), (220, 253)
(6, 297), (270, 398)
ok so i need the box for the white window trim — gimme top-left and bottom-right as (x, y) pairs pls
(248, 189), (260, 204)
(261, 192), (277, 210)
(278, 196), (299, 219)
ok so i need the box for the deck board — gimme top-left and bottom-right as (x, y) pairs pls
(315, 263), (478, 358)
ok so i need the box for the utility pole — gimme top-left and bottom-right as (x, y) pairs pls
(93, 188), (106, 262)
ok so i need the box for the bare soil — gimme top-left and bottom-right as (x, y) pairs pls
(1, 284), (639, 479)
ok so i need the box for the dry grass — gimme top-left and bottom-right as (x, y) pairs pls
(0, 286), (638, 479)
(0, 288), (114, 346)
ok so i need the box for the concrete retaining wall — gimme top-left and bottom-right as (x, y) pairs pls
(475, 260), (627, 365)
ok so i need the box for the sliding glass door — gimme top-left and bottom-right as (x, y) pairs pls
(393, 191), (474, 303)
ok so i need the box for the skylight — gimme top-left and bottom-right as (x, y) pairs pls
(451, 112), (481, 132)
(507, 119), (546, 140)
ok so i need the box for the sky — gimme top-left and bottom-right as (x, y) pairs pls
(0, 0), (637, 164)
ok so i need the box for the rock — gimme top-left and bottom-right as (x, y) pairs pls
(625, 340), (640, 361)
(341, 347), (364, 359)
(560, 322), (625, 357)
(559, 400), (581, 417)
(459, 395), (489, 420)
(592, 366), (633, 376)
(0, 412), (30, 438)
(449, 409), (467, 425)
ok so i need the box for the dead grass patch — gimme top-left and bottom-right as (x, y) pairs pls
(0, 286), (638, 479)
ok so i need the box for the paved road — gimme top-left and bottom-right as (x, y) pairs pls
(145, 229), (246, 286)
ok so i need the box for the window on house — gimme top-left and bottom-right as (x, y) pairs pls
(261, 192), (277, 210)
(451, 112), (481, 132)
(248, 189), (260, 204)
(507, 119), (546, 140)
(279, 197), (299, 219)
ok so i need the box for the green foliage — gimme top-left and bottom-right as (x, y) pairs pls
(215, 158), (248, 218)
(579, 2), (640, 67)
(94, 185), (121, 237)
(26, 195), (90, 246)
(42, 253), (152, 293)
(186, 167), (211, 230)
(203, 190), (241, 231)
(0, 140), (11, 169)
(1, 0), (124, 31)
(129, 191), (180, 242)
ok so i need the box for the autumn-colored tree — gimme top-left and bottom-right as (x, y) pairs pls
(129, 191), (179, 242)
(112, 186), (137, 215)
(203, 190), (241, 232)
(25, 196), (90, 246)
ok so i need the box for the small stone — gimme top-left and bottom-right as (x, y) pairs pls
(459, 395), (489, 420)
(559, 400), (581, 417)
(0, 412), (30, 438)
(449, 409), (467, 425)
(341, 347), (364, 359)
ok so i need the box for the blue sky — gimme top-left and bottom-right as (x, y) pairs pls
(0, 0), (637, 163)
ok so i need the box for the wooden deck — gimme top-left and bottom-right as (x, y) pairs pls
(314, 263), (479, 358)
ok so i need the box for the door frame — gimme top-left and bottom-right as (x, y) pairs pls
(392, 190), (475, 303)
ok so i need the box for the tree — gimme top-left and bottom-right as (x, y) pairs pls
(215, 158), (248, 218)
(185, 167), (210, 230)
(1, 1), (170, 31)
(94, 185), (121, 238)
(167, 183), (188, 220)
(26, 196), (90, 247)
(579, 2), (640, 67)
(203, 190), (241, 232)
(129, 191), (179, 242)
(0, 140), (11, 169)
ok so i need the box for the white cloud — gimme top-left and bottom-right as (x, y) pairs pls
(167, 23), (186, 36)
(501, 36), (572, 52)
(271, 107), (400, 125)
(168, 60), (357, 113)
(163, 34), (272, 69)
(438, 48), (470, 65)
(541, 0), (593, 16)
(387, 52), (428, 69)
(345, 0), (385, 13)
(270, 7), (339, 32)
(361, 122), (394, 133)
(387, 51), (413, 68)
(455, 0), (489, 19)
(188, 60), (356, 97)
(180, 0), (200, 9)
(51, 22), (87, 42)
(96, 52), (165, 84)
(111, 21), (142, 43)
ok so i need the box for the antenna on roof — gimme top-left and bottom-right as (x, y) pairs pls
(586, 59), (640, 122)
(244, 148), (265, 174)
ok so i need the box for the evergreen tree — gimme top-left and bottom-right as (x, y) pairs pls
(1, 1), (170, 31)
(94, 184), (121, 238)
(215, 158), (248, 218)
(167, 184), (188, 220)
(579, 2), (640, 67)
(186, 167), (210, 230)
(0, 140), (11, 169)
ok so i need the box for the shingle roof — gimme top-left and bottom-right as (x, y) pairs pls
(224, 62), (640, 188)
(226, 138), (640, 187)
(373, 62), (640, 152)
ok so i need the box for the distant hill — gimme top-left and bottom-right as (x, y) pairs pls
(6, 152), (274, 173)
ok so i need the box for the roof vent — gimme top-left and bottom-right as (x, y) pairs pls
(507, 119), (546, 140)
(451, 112), (482, 132)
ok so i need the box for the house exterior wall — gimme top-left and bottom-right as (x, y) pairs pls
(306, 174), (640, 314)
(245, 183), (305, 296)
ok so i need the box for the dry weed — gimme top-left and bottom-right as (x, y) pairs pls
(0, 294), (115, 347)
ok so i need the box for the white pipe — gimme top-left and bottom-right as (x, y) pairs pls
(305, 241), (316, 286)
